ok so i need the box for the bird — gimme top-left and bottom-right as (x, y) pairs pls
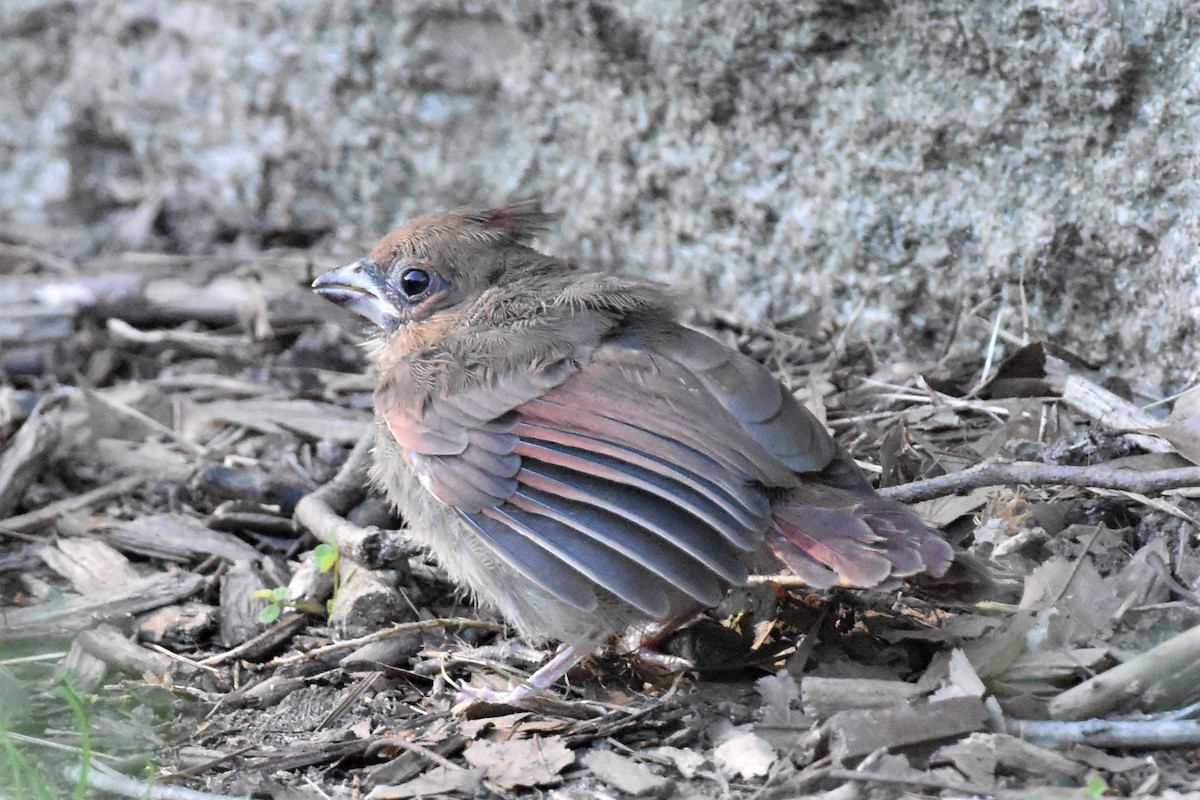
(312, 201), (970, 703)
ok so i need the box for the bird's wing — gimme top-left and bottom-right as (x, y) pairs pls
(377, 324), (828, 617)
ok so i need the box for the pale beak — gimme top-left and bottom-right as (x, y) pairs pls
(312, 259), (400, 329)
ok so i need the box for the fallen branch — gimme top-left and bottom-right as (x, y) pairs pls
(881, 462), (1200, 504)
(1007, 717), (1200, 748)
(294, 428), (413, 567)
(64, 764), (246, 800)
(1048, 621), (1200, 720)
(262, 617), (505, 669)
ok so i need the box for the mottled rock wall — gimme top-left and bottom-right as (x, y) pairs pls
(3, 1), (1195, 382)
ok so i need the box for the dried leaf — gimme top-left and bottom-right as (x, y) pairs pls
(756, 670), (800, 726)
(647, 746), (706, 779)
(712, 728), (775, 780)
(462, 736), (574, 789)
(369, 766), (486, 799)
(582, 750), (671, 796)
(912, 487), (993, 527)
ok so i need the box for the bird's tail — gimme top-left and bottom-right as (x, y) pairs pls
(766, 493), (966, 591)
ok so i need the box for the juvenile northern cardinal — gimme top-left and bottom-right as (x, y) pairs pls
(313, 202), (967, 702)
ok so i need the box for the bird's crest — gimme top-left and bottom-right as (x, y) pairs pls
(371, 200), (553, 260)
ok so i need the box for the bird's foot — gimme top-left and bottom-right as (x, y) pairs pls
(453, 644), (584, 708)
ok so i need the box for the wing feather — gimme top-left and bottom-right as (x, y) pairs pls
(508, 487), (725, 606)
(480, 505), (671, 617)
(513, 438), (762, 548)
(458, 511), (599, 611)
(516, 462), (750, 584)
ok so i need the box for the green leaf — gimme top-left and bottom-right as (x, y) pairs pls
(259, 604), (282, 624)
(313, 543), (338, 572)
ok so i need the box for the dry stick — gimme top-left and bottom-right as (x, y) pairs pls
(64, 765), (245, 800)
(198, 613), (310, 667)
(263, 617), (505, 670)
(1, 473), (153, 533)
(294, 428), (384, 550)
(1048, 621), (1200, 721)
(1007, 718), (1200, 748)
(107, 317), (254, 359)
(316, 670), (384, 731)
(0, 241), (77, 274)
(376, 736), (465, 771)
(880, 462), (1200, 504)
(799, 766), (1005, 798)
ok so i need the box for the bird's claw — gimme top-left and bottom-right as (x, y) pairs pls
(453, 683), (531, 707)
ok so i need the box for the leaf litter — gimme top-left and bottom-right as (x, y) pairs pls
(1, 250), (1199, 797)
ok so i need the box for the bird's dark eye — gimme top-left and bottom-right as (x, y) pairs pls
(398, 268), (431, 299)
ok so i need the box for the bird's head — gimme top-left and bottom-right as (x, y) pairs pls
(312, 201), (554, 332)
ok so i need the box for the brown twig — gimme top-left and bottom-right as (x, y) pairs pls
(880, 461), (1200, 504)
(372, 735), (464, 771)
(1, 473), (155, 533)
(262, 617), (505, 669)
(293, 428), (414, 566)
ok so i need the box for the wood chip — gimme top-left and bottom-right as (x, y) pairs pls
(0, 398), (62, 517)
(39, 537), (141, 595)
(583, 749), (672, 797)
(0, 570), (204, 641)
(828, 696), (989, 760)
(107, 514), (262, 563)
(219, 560), (271, 648)
(76, 622), (175, 676)
(801, 676), (923, 718)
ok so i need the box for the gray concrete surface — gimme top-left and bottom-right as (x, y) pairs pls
(2, 1), (1194, 384)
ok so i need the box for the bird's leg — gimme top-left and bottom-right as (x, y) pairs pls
(455, 644), (585, 705)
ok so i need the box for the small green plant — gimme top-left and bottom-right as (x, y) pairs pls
(1082, 777), (1108, 799)
(313, 542), (338, 573)
(253, 586), (291, 624)
(254, 543), (344, 623)
(312, 542), (342, 617)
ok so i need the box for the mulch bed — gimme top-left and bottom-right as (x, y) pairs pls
(3, 246), (1199, 798)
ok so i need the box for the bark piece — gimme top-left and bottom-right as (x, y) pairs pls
(0, 570), (204, 641)
(39, 537), (141, 595)
(583, 749), (672, 797)
(1049, 622), (1200, 720)
(0, 398), (62, 517)
(801, 676), (924, 718)
(107, 513), (262, 563)
(219, 559), (271, 648)
(828, 696), (989, 761)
